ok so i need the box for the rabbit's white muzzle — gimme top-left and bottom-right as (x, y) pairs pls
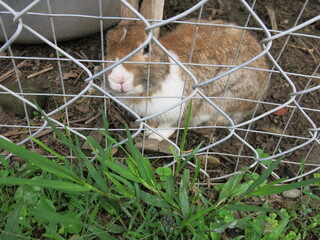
(108, 63), (143, 95)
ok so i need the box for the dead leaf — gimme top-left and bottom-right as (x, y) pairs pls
(111, 148), (118, 156)
(75, 103), (90, 113)
(63, 70), (79, 80)
(274, 107), (289, 116)
(197, 155), (221, 168)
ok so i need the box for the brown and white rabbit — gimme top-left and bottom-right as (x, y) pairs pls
(105, 0), (269, 141)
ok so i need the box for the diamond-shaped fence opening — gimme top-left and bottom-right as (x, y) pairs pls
(0, 0), (319, 183)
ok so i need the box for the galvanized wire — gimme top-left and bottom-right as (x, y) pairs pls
(0, 0), (319, 183)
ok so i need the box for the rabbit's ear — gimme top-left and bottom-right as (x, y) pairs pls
(140, 0), (165, 38)
(119, 0), (139, 25)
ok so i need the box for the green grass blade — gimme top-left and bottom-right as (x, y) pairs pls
(159, 190), (180, 209)
(102, 132), (128, 158)
(0, 138), (82, 183)
(302, 190), (320, 201)
(75, 142), (110, 194)
(0, 177), (90, 192)
(166, 174), (175, 199)
(111, 173), (136, 195)
(245, 156), (283, 195)
(257, 178), (288, 190)
(226, 204), (280, 214)
(125, 127), (157, 189)
(190, 157), (200, 189)
(169, 145), (181, 168)
(298, 157), (306, 176)
(88, 202), (100, 227)
(179, 170), (190, 216)
(86, 135), (106, 159)
(102, 158), (141, 183)
(177, 141), (203, 173)
(262, 216), (289, 240)
(88, 226), (118, 240)
(217, 172), (245, 206)
(0, 199), (23, 240)
(29, 208), (82, 226)
(36, 106), (70, 144)
(247, 201), (269, 238)
(30, 136), (67, 162)
(252, 178), (320, 196)
(0, 155), (9, 168)
(137, 158), (157, 191)
(182, 205), (216, 227)
(125, 157), (140, 178)
(179, 101), (192, 153)
(101, 109), (114, 150)
(140, 190), (171, 208)
(103, 170), (133, 198)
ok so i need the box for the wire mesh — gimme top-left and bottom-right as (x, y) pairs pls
(0, 0), (319, 182)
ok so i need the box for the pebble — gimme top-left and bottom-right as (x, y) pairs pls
(282, 189), (301, 199)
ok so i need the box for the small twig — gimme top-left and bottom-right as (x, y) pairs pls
(73, 51), (95, 68)
(296, 38), (317, 62)
(262, 103), (275, 122)
(73, 69), (84, 85)
(304, 39), (320, 56)
(68, 113), (98, 124)
(85, 112), (102, 124)
(32, 128), (54, 138)
(0, 60), (28, 82)
(2, 130), (31, 137)
(183, 149), (194, 154)
(288, 44), (314, 54)
(27, 66), (54, 79)
(219, 155), (235, 165)
(2, 128), (53, 138)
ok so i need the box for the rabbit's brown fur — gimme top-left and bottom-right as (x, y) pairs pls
(106, 19), (269, 140)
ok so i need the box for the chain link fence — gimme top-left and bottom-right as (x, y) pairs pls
(0, 0), (319, 183)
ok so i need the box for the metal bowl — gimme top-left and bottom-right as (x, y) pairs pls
(0, 0), (120, 44)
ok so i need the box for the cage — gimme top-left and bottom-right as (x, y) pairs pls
(0, 0), (319, 183)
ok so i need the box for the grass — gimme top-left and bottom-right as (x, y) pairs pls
(0, 109), (319, 239)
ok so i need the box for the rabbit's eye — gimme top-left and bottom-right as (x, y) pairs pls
(143, 44), (149, 55)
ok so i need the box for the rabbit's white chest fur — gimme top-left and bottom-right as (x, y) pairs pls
(122, 58), (185, 125)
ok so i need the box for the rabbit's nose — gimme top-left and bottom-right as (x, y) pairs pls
(113, 76), (127, 85)
(118, 77), (125, 84)
(108, 63), (134, 84)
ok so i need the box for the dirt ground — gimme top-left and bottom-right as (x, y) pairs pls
(0, 0), (319, 180)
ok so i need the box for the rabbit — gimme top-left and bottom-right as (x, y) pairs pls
(105, 1), (269, 141)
